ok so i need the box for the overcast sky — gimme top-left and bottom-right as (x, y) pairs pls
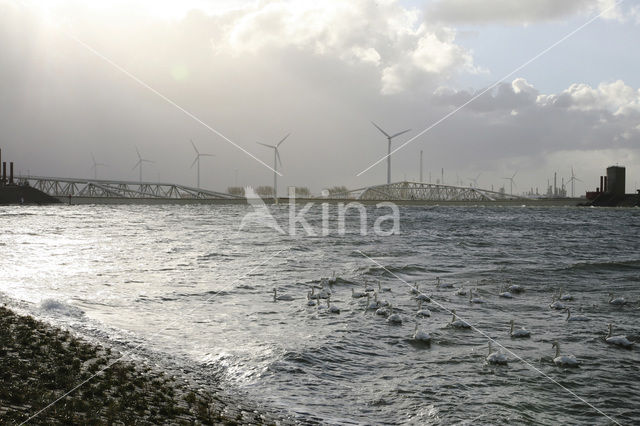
(1, 0), (639, 195)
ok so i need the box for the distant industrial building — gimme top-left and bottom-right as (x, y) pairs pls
(586, 166), (639, 207)
(0, 148), (59, 205)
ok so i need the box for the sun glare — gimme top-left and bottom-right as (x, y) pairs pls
(25, 0), (245, 22)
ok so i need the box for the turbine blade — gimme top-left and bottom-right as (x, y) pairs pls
(276, 133), (290, 147)
(257, 142), (276, 149)
(371, 121), (390, 138)
(512, 170), (518, 179)
(390, 129), (411, 139)
(200, 154), (215, 157)
(190, 157), (198, 168)
(276, 149), (282, 167)
(136, 147), (141, 159)
(190, 139), (199, 154)
(132, 160), (141, 171)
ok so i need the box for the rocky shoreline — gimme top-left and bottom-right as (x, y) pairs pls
(0, 306), (291, 425)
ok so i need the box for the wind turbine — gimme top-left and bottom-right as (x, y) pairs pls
(371, 121), (411, 184)
(467, 172), (482, 188)
(502, 171), (518, 195)
(257, 133), (289, 199)
(566, 167), (582, 198)
(90, 153), (108, 180)
(190, 139), (214, 188)
(132, 147), (154, 183)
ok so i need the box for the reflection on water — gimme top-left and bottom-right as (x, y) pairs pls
(1, 204), (640, 424)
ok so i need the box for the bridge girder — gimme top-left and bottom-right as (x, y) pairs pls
(332, 181), (528, 202)
(17, 176), (242, 200)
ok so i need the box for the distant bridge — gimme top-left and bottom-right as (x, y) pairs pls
(16, 176), (243, 204)
(15, 176), (531, 204)
(330, 181), (529, 202)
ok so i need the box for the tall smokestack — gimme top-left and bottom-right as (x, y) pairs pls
(9, 162), (14, 184)
(2, 162), (6, 185)
(600, 176), (604, 193)
(0, 149), (2, 186)
(604, 176), (608, 193)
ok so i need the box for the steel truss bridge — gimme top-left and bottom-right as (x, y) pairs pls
(331, 181), (529, 202)
(16, 176), (243, 202)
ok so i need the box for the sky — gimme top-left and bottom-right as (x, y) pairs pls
(1, 0), (640, 196)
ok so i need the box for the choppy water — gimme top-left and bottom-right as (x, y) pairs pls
(1, 204), (640, 425)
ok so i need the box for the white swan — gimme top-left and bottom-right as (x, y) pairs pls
(486, 341), (508, 365)
(387, 304), (402, 324)
(363, 280), (376, 293)
(365, 294), (379, 310)
(410, 283), (420, 295)
(273, 288), (294, 302)
(549, 295), (566, 310)
(436, 277), (454, 288)
(565, 308), (589, 322)
(469, 291), (486, 304)
(416, 293), (430, 302)
(551, 342), (579, 367)
(317, 284), (331, 299)
(608, 293), (626, 306)
(352, 287), (366, 299)
(375, 305), (390, 317)
(413, 323), (431, 343)
(508, 283), (524, 294)
(416, 301), (431, 317)
(558, 290), (574, 301)
(605, 323), (633, 348)
(509, 320), (531, 338)
(455, 288), (467, 296)
(499, 286), (513, 299)
(378, 280), (392, 292)
(326, 296), (340, 314)
(306, 291), (316, 306)
(449, 309), (471, 329)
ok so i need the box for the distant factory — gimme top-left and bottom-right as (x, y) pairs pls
(586, 166), (640, 207)
(0, 148), (59, 205)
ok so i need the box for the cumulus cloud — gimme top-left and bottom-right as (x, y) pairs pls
(426, 0), (624, 25)
(210, 0), (477, 94)
(537, 81), (640, 115)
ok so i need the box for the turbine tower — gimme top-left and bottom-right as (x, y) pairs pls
(566, 166), (582, 198)
(132, 147), (154, 183)
(257, 133), (289, 199)
(90, 153), (108, 180)
(371, 121), (411, 184)
(190, 139), (214, 188)
(502, 171), (518, 195)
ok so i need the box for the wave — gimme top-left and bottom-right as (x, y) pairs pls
(39, 298), (85, 318)
(563, 259), (640, 272)
(357, 264), (430, 277)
